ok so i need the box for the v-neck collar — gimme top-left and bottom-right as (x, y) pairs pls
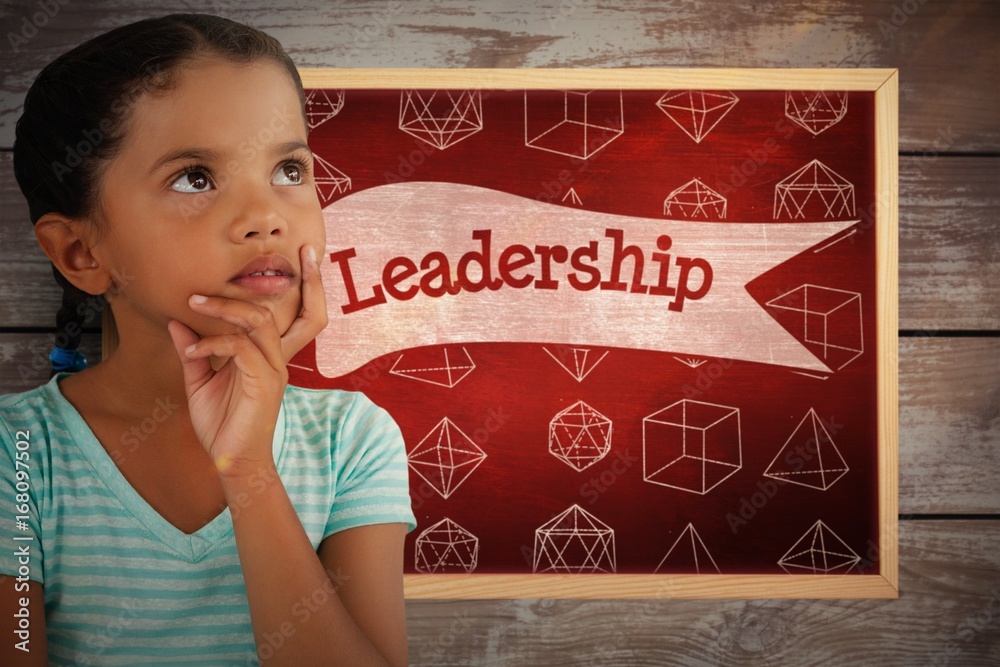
(46, 372), (287, 562)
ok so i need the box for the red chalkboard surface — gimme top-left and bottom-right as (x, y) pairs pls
(285, 69), (898, 598)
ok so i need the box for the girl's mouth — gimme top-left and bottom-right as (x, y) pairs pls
(229, 270), (294, 295)
(229, 254), (296, 295)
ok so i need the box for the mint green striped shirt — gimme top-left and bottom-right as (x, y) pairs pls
(0, 372), (415, 666)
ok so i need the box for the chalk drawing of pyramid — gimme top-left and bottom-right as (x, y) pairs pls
(778, 520), (860, 574)
(655, 523), (721, 574)
(763, 408), (848, 490)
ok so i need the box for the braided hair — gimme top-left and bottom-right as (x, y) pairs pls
(12, 13), (306, 377)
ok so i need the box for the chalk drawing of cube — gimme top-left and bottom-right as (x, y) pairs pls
(643, 399), (742, 494)
(524, 90), (624, 159)
(765, 284), (863, 371)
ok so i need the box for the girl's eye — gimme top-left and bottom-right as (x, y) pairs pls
(272, 161), (305, 186)
(171, 169), (213, 194)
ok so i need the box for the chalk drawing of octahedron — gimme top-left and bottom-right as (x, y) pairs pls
(390, 347), (476, 388)
(766, 284), (864, 370)
(524, 90), (624, 159)
(785, 91), (848, 136)
(773, 159), (855, 219)
(305, 88), (345, 129)
(663, 178), (728, 219)
(533, 504), (616, 573)
(414, 518), (479, 573)
(655, 523), (721, 574)
(655, 90), (739, 143)
(763, 408), (849, 490)
(778, 520), (861, 574)
(399, 90), (483, 150)
(643, 399), (742, 495)
(312, 153), (352, 204)
(407, 418), (487, 499)
(548, 401), (613, 472)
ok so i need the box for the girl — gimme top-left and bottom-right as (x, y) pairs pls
(1, 13), (415, 666)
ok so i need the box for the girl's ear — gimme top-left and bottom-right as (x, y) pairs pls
(34, 213), (114, 296)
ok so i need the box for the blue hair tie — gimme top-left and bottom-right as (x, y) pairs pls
(50, 346), (88, 373)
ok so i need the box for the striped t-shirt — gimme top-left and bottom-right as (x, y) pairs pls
(0, 372), (416, 666)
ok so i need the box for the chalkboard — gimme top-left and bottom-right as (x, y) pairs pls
(110, 69), (898, 598)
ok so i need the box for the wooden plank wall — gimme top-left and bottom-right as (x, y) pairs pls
(1, 1), (997, 664)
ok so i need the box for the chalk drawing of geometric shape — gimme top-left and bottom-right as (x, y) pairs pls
(408, 418), (487, 499)
(390, 347), (475, 388)
(414, 517), (479, 573)
(305, 88), (345, 129)
(533, 504), (616, 573)
(655, 90), (739, 143)
(773, 159), (855, 219)
(778, 519), (861, 574)
(525, 90), (624, 159)
(785, 91), (848, 136)
(313, 153), (352, 204)
(664, 178), (728, 219)
(542, 346), (608, 382)
(643, 399), (742, 495)
(562, 187), (583, 206)
(763, 408), (849, 490)
(655, 523), (721, 574)
(766, 284), (863, 371)
(548, 400), (613, 472)
(674, 356), (708, 369)
(399, 90), (483, 150)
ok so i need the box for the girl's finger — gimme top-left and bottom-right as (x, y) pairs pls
(182, 332), (274, 380)
(280, 244), (329, 363)
(167, 319), (214, 395)
(188, 294), (285, 371)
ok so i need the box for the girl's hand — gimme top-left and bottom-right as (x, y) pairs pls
(166, 244), (328, 477)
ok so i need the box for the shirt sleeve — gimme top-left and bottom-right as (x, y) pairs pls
(325, 392), (416, 539)
(0, 417), (45, 584)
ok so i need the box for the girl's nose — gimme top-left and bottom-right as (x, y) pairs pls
(229, 189), (287, 240)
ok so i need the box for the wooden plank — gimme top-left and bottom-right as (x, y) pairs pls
(0, 0), (996, 150)
(899, 336), (1000, 514)
(402, 521), (1000, 666)
(0, 333), (102, 392)
(899, 156), (1000, 331)
(3, 151), (996, 329)
(2, 334), (997, 515)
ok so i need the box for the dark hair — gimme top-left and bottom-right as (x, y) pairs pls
(12, 13), (306, 377)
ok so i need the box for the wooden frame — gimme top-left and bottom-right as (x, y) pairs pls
(105, 68), (897, 599)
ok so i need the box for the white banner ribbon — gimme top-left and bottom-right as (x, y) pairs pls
(315, 181), (856, 377)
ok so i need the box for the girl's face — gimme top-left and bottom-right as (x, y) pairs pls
(93, 55), (325, 342)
